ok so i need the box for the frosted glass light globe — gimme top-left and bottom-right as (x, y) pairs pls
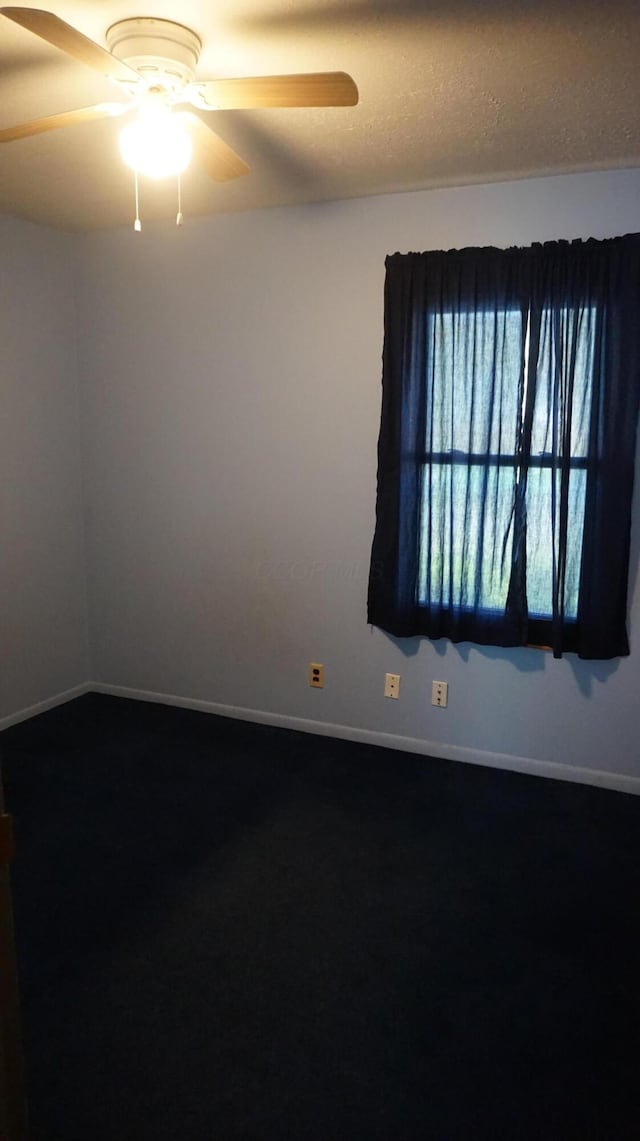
(120, 110), (192, 180)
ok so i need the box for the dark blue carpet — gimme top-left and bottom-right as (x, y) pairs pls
(1, 693), (639, 1140)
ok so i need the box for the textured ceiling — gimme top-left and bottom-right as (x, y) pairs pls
(1, 0), (640, 231)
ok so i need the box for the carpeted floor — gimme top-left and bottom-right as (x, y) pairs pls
(1, 693), (639, 1140)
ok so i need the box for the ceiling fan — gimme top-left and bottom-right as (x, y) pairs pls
(0, 7), (359, 188)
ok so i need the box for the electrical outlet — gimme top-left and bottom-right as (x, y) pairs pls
(309, 662), (324, 688)
(384, 672), (401, 699)
(432, 680), (448, 707)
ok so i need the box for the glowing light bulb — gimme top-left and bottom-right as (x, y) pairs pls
(120, 108), (192, 180)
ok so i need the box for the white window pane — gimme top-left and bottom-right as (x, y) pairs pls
(425, 310), (523, 455)
(530, 306), (595, 459)
(525, 468), (586, 619)
(418, 463), (515, 612)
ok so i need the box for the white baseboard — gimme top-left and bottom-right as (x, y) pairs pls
(91, 682), (640, 797)
(0, 683), (92, 732)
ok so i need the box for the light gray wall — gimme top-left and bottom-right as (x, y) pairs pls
(0, 217), (89, 722)
(74, 168), (640, 780)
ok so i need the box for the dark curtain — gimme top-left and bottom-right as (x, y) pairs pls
(367, 235), (640, 659)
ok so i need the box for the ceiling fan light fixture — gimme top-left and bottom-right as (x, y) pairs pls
(119, 106), (191, 180)
(1, 7), (359, 219)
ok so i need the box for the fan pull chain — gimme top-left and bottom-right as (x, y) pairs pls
(176, 174), (184, 227)
(134, 169), (141, 232)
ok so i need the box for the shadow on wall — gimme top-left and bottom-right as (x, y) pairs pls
(381, 629), (621, 695)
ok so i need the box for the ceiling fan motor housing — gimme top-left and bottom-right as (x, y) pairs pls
(106, 18), (202, 94)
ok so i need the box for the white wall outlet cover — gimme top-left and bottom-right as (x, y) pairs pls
(385, 672), (401, 698)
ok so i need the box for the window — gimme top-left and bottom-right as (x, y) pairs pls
(368, 237), (640, 659)
(417, 304), (594, 622)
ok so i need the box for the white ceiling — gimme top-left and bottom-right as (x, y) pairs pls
(1, 0), (640, 231)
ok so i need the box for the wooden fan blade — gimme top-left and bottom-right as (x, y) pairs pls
(0, 102), (128, 143)
(0, 7), (141, 85)
(183, 114), (249, 182)
(190, 71), (359, 111)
